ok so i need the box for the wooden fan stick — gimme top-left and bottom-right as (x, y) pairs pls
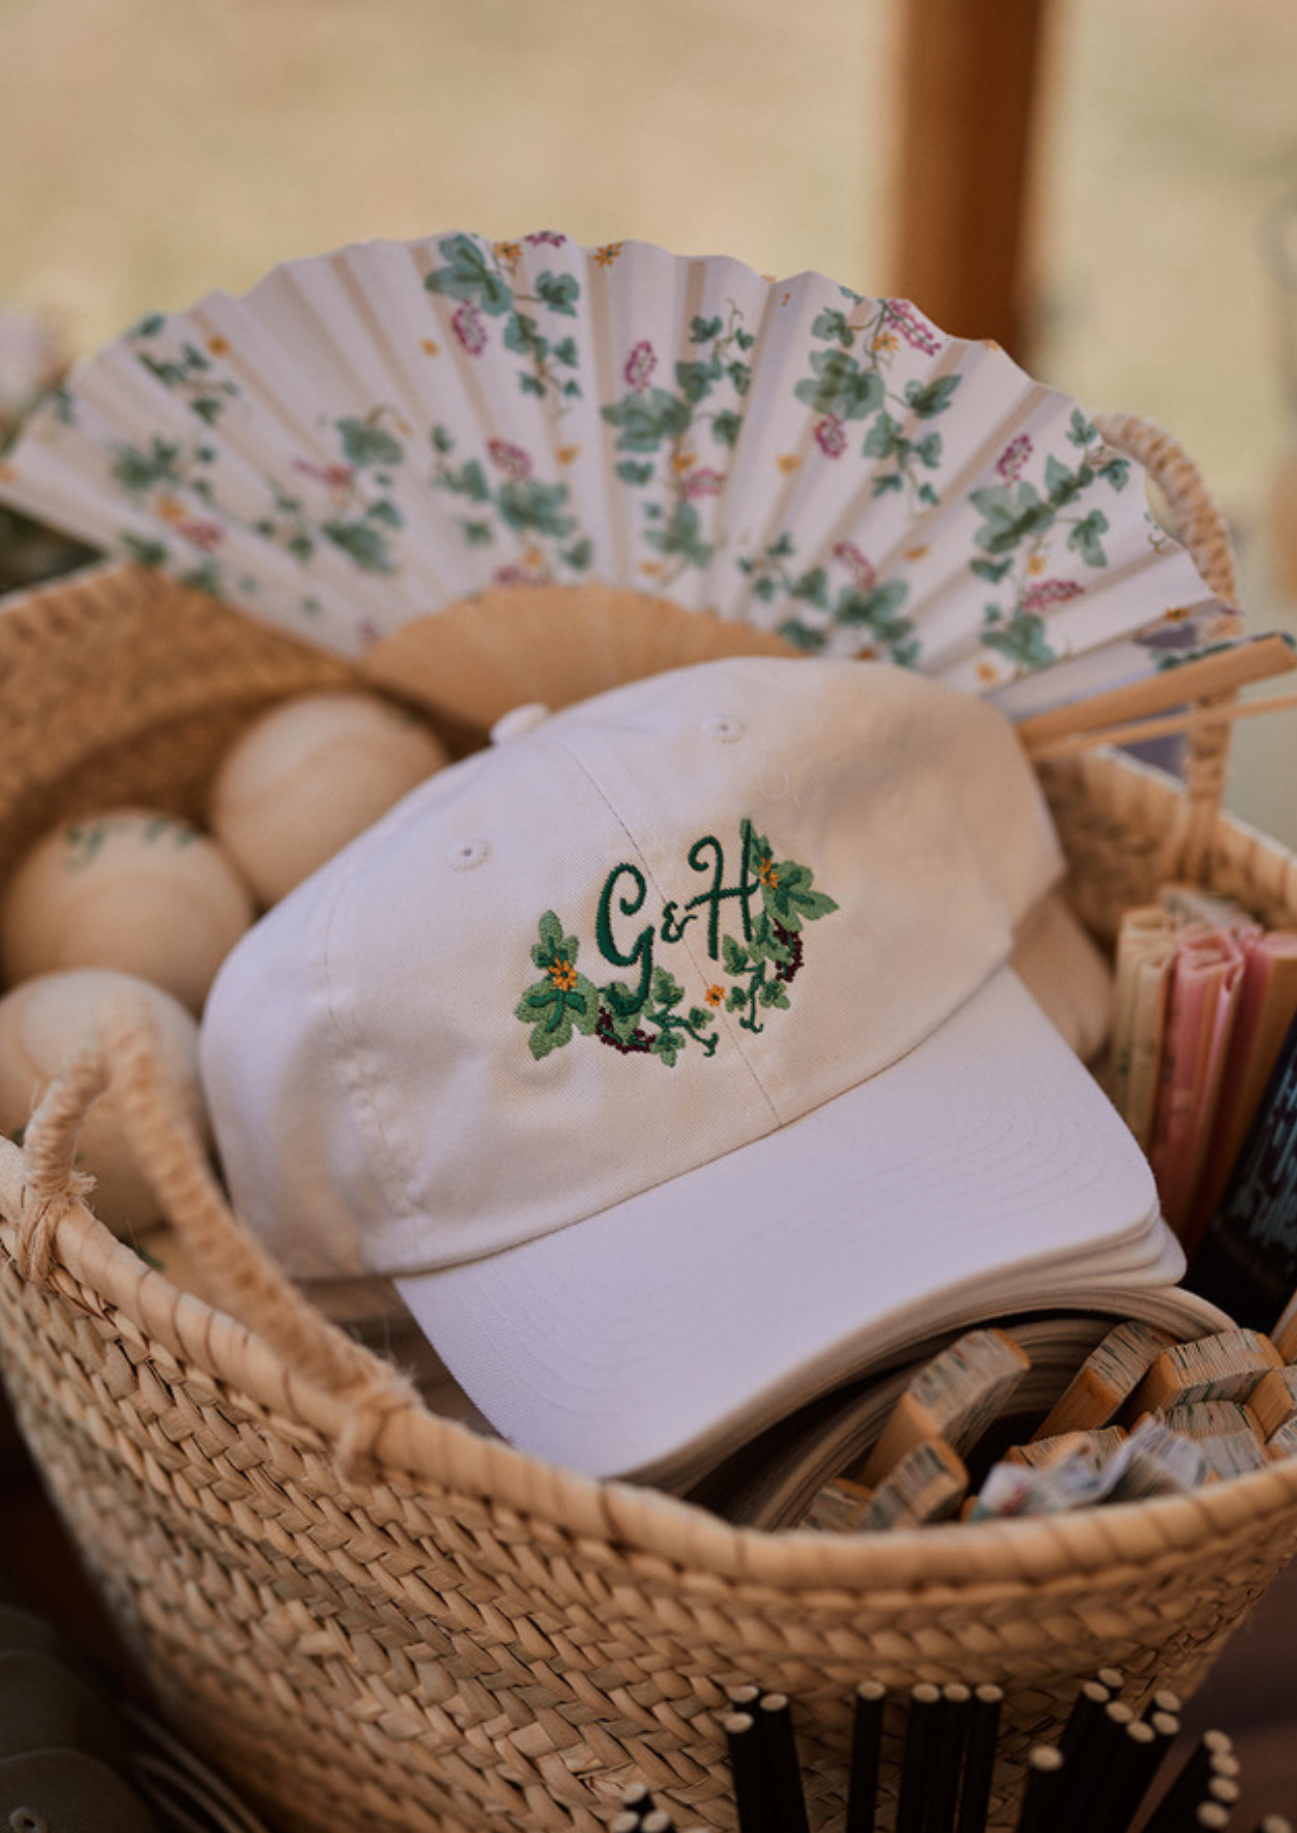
(1017, 632), (1297, 757)
(1027, 683), (1297, 763)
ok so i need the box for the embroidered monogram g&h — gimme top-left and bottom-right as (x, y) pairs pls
(517, 818), (838, 1064)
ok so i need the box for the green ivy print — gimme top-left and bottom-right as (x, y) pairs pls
(109, 405), (410, 601)
(738, 531), (918, 666)
(427, 421), (593, 579)
(730, 293), (962, 659)
(972, 409), (1132, 670)
(600, 305), (755, 586)
(61, 812), (201, 872)
(425, 233), (583, 408)
(128, 314), (240, 426)
(515, 820), (838, 1064)
(12, 230), (1231, 691)
(792, 296), (961, 509)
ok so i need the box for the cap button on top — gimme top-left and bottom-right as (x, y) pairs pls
(490, 703), (551, 745)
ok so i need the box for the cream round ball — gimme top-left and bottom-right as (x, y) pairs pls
(208, 690), (450, 903)
(0, 968), (210, 1237)
(1, 809), (255, 1013)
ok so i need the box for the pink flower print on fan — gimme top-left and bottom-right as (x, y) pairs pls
(1022, 577), (1084, 613)
(487, 438), (534, 480)
(179, 518), (224, 552)
(526, 231), (568, 247)
(292, 458), (355, 491)
(997, 435), (1032, 483)
(682, 466), (725, 501)
(492, 561), (548, 587)
(451, 301), (488, 356)
(883, 300), (942, 356)
(814, 416), (848, 459)
(831, 540), (876, 591)
(624, 340), (657, 392)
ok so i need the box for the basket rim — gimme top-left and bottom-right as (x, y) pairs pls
(5, 1153), (1297, 1602)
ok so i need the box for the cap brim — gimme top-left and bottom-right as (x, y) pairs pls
(396, 967), (1223, 1483)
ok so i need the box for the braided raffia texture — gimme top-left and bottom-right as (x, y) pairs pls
(1040, 746), (1297, 945)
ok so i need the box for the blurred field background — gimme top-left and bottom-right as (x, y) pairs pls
(2, 0), (1297, 823)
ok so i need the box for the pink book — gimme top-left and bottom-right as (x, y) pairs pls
(1148, 925), (1246, 1247)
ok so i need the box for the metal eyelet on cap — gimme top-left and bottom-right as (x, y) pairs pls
(702, 714), (745, 743)
(447, 838), (490, 872)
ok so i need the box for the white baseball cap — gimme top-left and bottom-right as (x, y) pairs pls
(199, 657), (1205, 1484)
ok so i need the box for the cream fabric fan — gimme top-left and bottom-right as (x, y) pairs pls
(0, 230), (1239, 730)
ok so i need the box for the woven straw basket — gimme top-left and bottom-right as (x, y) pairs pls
(1, 415), (1297, 1833)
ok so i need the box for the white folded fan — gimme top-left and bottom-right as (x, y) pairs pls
(0, 229), (1242, 734)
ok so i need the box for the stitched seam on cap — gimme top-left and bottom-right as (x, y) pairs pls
(313, 812), (425, 1255)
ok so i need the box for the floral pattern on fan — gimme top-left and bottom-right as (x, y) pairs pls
(0, 228), (1235, 709)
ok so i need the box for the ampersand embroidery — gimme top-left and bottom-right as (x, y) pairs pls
(514, 818), (838, 1063)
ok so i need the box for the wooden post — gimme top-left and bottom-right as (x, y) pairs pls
(889, 0), (1054, 360)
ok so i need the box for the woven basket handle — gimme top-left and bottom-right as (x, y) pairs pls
(6, 995), (420, 1477)
(1093, 411), (1242, 881)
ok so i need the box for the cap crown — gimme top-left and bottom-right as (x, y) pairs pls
(200, 657), (1064, 1284)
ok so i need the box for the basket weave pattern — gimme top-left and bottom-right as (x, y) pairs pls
(1, 417), (1296, 1833)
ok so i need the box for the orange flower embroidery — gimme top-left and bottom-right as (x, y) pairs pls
(593, 243), (624, 268)
(548, 959), (579, 993)
(704, 984), (725, 1009)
